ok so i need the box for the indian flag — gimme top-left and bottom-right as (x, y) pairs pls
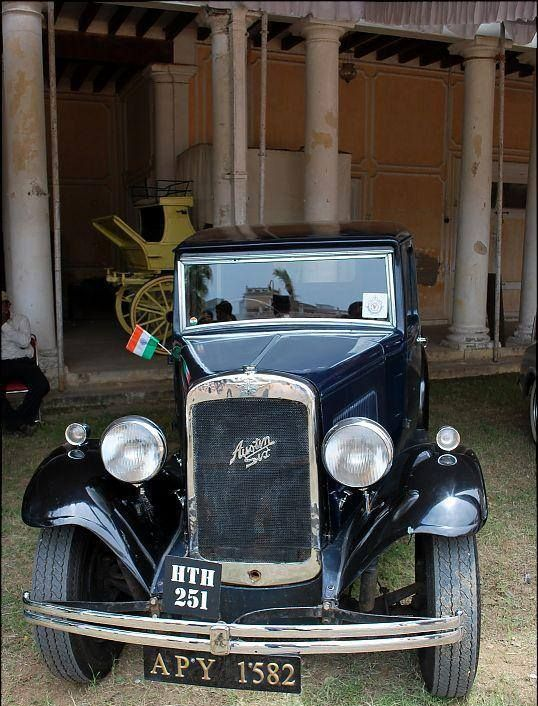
(126, 325), (159, 359)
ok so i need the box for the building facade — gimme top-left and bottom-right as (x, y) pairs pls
(1, 1), (536, 384)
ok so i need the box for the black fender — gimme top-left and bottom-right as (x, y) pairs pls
(21, 441), (183, 595)
(322, 443), (487, 599)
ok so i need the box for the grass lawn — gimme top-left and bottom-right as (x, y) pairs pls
(1, 374), (536, 706)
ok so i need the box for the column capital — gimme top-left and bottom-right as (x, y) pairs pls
(199, 8), (229, 35)
(144, 63), (197, 84)
(449, 35), (509, 61)
(1, 2), (44, 18)
(299, 17), (354, 42)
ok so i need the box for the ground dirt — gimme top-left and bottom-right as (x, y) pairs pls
(1, 375), (536, 706)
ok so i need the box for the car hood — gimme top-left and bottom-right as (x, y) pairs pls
(179, 327), (406, 436)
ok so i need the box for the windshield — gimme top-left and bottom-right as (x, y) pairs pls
(180, 250), (394, 329)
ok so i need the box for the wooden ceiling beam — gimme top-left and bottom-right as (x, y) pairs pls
(440, 54), (463, 68)
(398, 40), (435, 64)
(54, 2), (64, 22)
(55, 58), (68, 82)
(252, 21), (291, 47)
(419, 44), (450, 67)
(108, 5), (132, 36)
(115, 66), (139, 93)
(93, 63), (118, 93)
(52, 30), (173, 67)
(164, 12), (197, 41)
(339, 31), (371, 53)
(280, 33), (303, 51)
(247, 19), (261, 38)
(354, 35), (400, 59)
(376, 37), (408, 61)
(518, 63), (534, 77)
(197, 26), (211, 41)
(136, 9), (164, 38)
(78, 2), (100, 33)
(70, 62), (93, 91)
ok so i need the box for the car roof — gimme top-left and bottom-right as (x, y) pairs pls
(176, 221), (412, 253)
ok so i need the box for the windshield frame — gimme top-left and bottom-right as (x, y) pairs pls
(177, 248), (397, 333)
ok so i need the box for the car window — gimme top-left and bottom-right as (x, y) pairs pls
(181, 251), (394, 328)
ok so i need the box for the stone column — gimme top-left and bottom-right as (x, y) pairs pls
(511, 57), (536, 344)
(205, 10), (233, 226)
(146, 63), (197, 182)
(229, 6), (248, 225)
(443, 37), (499, 349)
(301, 19), (350, 222)
(2, 2), (57, 371)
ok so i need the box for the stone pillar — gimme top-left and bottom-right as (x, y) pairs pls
(205, 10), (233, 226)
(146, 63), (197, 182)
(511, 57), (536, 344)
(443, 37), (499, 349)
(229, 6), (248, 225)
(301, 19), (350, 222)
(2, 2), (57, 371)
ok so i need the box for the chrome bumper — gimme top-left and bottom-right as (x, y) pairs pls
(23, 593), (462, 656)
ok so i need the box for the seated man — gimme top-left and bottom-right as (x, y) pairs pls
(215, 300), (237, 322)
(1, 291), (50, 434)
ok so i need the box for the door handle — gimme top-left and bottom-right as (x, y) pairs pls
(417, 336), (428, 348)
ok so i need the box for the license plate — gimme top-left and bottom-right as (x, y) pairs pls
(143, 648), (301, 693)
(162, 556), (222, 620)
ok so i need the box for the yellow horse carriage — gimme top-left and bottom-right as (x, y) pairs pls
(92, 181), (195, 354)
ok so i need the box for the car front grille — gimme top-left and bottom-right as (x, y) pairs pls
(191, 397), (313, 563)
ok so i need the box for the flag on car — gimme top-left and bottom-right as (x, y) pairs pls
(126, 325), (159, 359)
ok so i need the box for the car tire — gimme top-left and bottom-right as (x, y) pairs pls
(530, 379), (536, 444)
(31, 526), (124, 683)
(415, 534), (480, 698)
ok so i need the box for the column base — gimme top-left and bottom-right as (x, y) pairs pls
(38, 348), (60, 390)
(506, 333), (534, 347)
(441, 328), (493, 350)
(507, 324), (535, 346)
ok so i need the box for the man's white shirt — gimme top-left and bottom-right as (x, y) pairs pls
(1, 313), (33, 360)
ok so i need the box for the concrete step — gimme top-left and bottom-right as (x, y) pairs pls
(44, 381), (174, 412)
(429, 355), (522, 380)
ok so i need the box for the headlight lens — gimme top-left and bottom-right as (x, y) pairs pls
(322, 417), (393, 488)
(436, 426), (460, 451)
(100, 416), (167, 483)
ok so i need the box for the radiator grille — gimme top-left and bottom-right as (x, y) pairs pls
(191, 397), (312, 563)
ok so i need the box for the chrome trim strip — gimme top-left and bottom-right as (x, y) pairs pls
(186, 372), (320, 586)
(23, 596), (462, 639)
(178, 249), (396, 333)
(23, 600), (463, 655)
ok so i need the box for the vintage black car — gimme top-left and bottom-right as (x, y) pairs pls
(22, 222), (487, 698)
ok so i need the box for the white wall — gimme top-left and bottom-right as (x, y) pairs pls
(177, 145), (352, 229)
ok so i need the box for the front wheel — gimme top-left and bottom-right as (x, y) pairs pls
(31, 527), (126, 682)
(530, 379), (536, 443)
(415, 534), (481, 698)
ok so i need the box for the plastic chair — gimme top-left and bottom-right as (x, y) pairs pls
(2, 335), (42, 423)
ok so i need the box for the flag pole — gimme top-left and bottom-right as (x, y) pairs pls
(157, 341), (172, 355)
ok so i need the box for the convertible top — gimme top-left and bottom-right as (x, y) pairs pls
(176, 221), (411, 253)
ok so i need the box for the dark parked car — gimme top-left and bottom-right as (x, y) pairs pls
(22, 222), (487, 698)
(518, 340), (536, 443)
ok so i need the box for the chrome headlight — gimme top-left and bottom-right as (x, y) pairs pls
(100, 416), (167, 483)
(65, 422), (89, 446)
(436, 426), (460, 451)
(322, 417), (393, 488)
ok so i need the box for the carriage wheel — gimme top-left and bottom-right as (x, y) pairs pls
(114, 286), (138, 335)
(130, 275), (174, 355)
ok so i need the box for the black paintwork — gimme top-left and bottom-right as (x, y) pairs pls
(518, 341), (536, 396)
(22, 222), (488, 615)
